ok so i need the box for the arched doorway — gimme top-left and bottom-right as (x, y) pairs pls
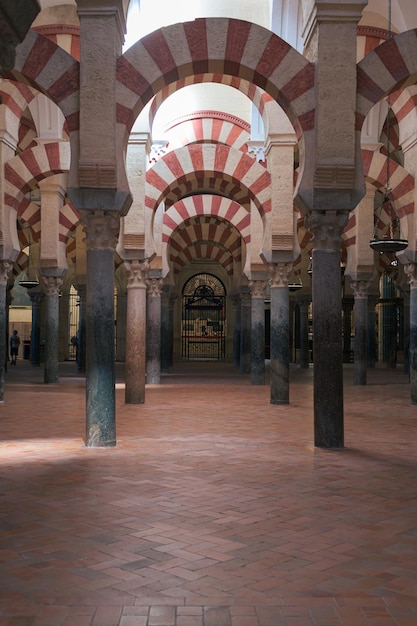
(181, 273), (226, 360)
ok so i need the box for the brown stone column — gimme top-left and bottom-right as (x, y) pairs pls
(146, 273), (162, 385)
(124, 259), (148, 403)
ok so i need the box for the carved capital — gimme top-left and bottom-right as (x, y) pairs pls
(350, 279), (371, 299)
(305, 211), (349, 251)
(41, 275), (63, 297)
(125, 259), (149, 289)
(249, 279), (267, 299)
(240, 291), (251, 307)
(0, 261), (12, 286)
(268, 262), (293, 288)
(81, 210), (120, 251)
(146, 277), (163, 297)
(404, 263), (417, 289)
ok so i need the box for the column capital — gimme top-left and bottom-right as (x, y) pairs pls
(350, 279), (372, 299)
(146, 276), (163, 297)
(41, 275), (63, 296)
(81, 210), (120, 251)
(305, 211), (349, 251)
(268, 262), (293, 288)
(249, 279), (267, 299)
(404, 263), (417, 289)
(0, 261), (12, 286)
(124, 259), (149, 289)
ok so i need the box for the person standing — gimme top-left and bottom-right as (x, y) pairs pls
(9, 330), (21, 365)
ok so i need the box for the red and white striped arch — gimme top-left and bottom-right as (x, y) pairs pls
(356, 29), (417, 128)
(7, 30), (80, 135)
(116, 18), (315, 143)
(342, 149), (414, 247)
(5, 142), (79, 242)
(146, 143), (271, 216)
(389, 85), (417, 145)
(168, 218), (242, 276)
(5, 142), (71, 210)
(0, 81), (37, 145)
(163, 195), (250, 244)
(162, 111), (250, 154)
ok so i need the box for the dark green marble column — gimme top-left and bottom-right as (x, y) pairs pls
(77, 285), (86, 373)
(297, 296), (310, 368)
(240, 289), (251, 374)
(231, 294), (241, 368)
(307, 212), (347, 448)
(42, 275), (63, 384)
(405, 264), (417, 404)
(367, 294), (378, 368)
(0, 262), (11, 402)
(269, 263), (290, 404)
(161, 286), (170, 373)
(249, 279), (266, 385)
(83, 211), (119, 447)
(351, 279), (371, 386)
(29, 288), (43, 366)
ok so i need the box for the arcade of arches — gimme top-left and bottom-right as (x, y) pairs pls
(1, 0), (417, 450)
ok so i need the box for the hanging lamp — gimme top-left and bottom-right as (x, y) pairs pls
(369, 0), (408, 254)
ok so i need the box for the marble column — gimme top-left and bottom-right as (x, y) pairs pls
(146, 274), (162, 385)
(307, 212), (347, 448)
(367, 294), (379, 368)
(240, 289), (251, 374)
(0, 262), (11, 402)
(77, 285), (86, 373)
(116, 290), (127, 362)
(41, 275), (63, 384)
(231, 294), (241, 368)
(380, 274), (397, 368)
(29, 288), (43, 366)
(269, 263), (291, 404)
(161, 286), (170, 373)
(342, 299), (354, 362)
(297, 296), (310, 368)
(405, 263), (417, 404)
(351, 279), (371, 385)
(125, 259), (148, 403)
(82, 211), (119, 447)
(249, 279), (267, 385)
(402, 291), (410, 376)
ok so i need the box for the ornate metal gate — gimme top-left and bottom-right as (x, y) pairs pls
(181, 274), (226, 360)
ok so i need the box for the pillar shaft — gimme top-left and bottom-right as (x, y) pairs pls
(83, 211), (119, 447)
(240, 290), (251, 374)
(351, 280), (371, 386)
(249, 280), (266, 385)
(125, 259), (148, 403)
(269, 263), (291, 404)
(231, 294), (241, 368)
(0, 262), (11, 402)
(161, 287), (170, 373)
(29, 289), (42, 366)
(405, 264), (417, 404)
(42, 275), (63, 384)
(146, 275), (162, 385)
(307, 212), (347, 448)
(298, 298), (310, 368)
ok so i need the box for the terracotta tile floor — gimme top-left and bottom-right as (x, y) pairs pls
(1, 360), (417, 626)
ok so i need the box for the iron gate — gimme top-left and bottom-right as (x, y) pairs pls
(181, 275), (226, 360)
